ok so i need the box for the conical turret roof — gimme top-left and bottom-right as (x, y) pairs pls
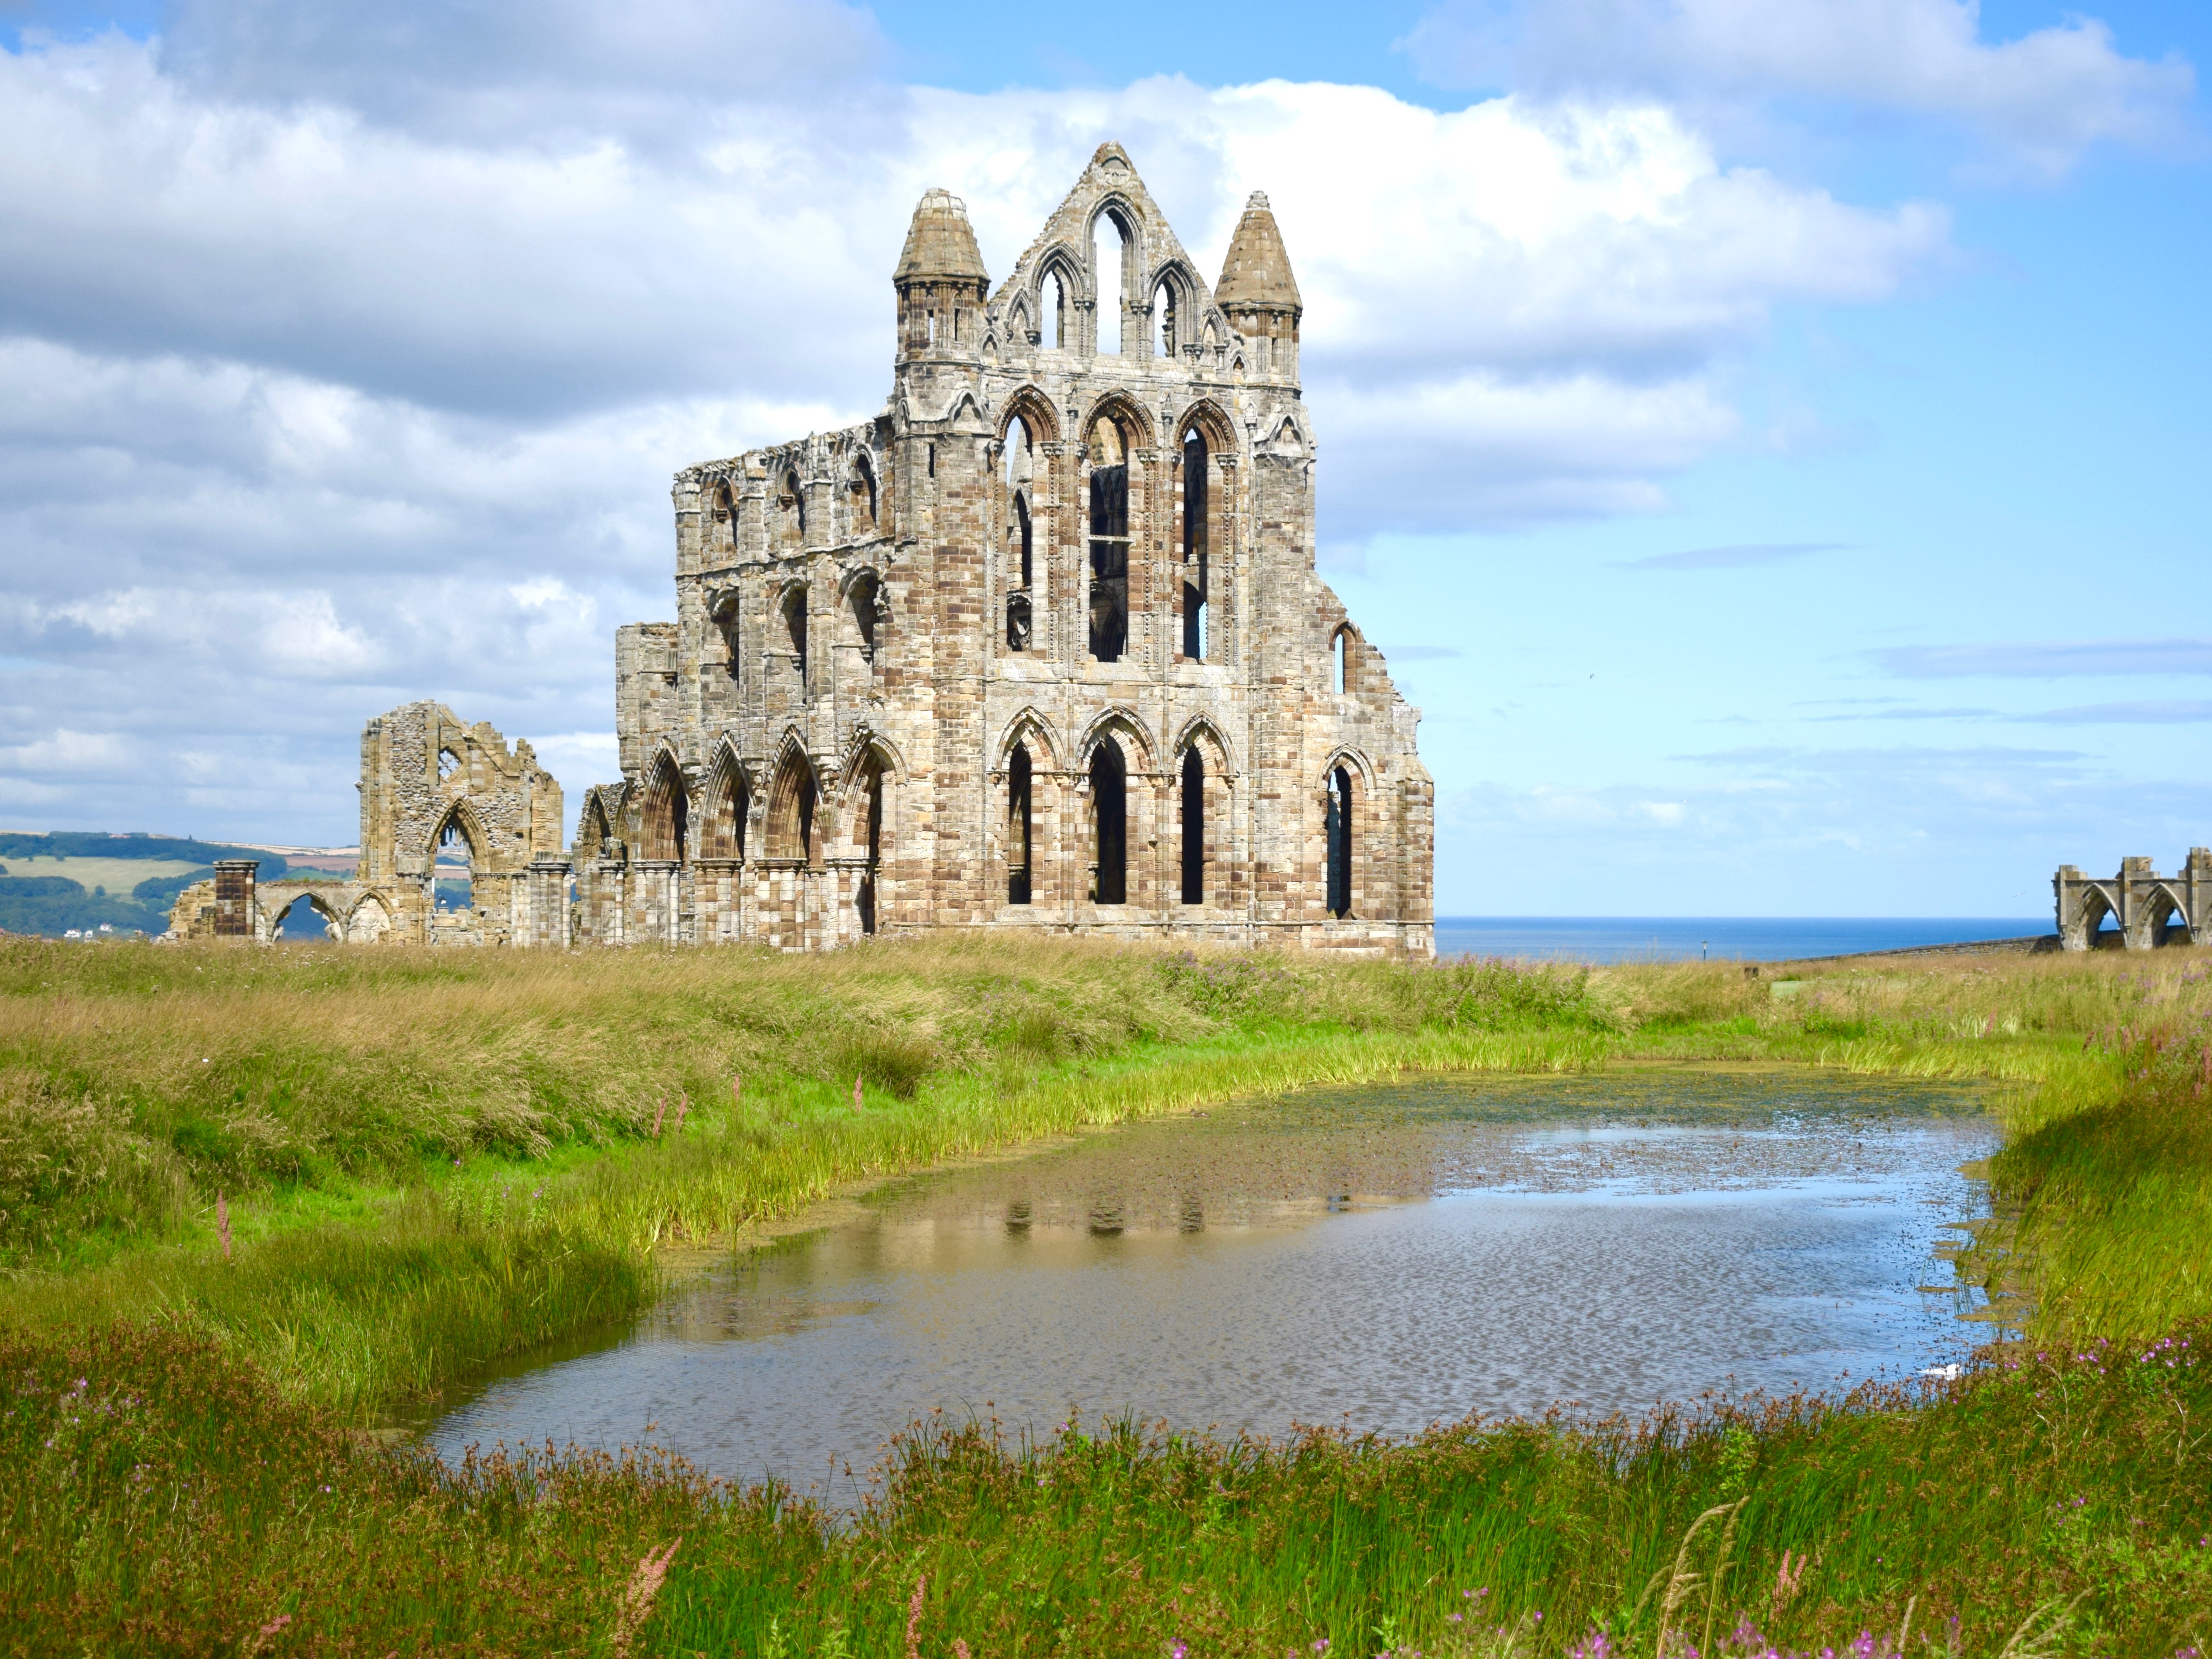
(895, 188), (989, 284)
(1214, 191), (1301, 316)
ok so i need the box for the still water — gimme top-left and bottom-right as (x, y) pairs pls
(428, 1070), (1999, 1489)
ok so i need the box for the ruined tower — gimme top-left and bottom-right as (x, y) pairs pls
(576, 145), (1433, 954)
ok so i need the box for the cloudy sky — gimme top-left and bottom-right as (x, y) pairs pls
(0, 0), (2204, 916)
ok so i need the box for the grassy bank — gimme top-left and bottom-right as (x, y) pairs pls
(8, 937), (2212, 1653)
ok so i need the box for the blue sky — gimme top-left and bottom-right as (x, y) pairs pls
(0, 0), (2204, 916)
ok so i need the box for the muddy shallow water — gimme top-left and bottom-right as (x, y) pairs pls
(427, 1069), (1999, 1489)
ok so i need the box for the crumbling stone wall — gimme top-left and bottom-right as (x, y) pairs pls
(2055, 850), (2211, 950)
(577, 145), (1433, 956)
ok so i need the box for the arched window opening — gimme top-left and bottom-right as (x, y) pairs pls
(1006, 591), (1032, 652)
(1043, 271), (1065, 348)
(1095, 213), (1128, 355)
(1181, 429), (1208, 661)
(1325, 766), (1354, 920)
(1005, 418), (1034, 591)
(784, 471), (806, 545)
(782, 584), (809, 689)
(276, 895), (337, 941)
(1087, 416), (1129, 662)
(712, 593), (740, 682)
(856, 757), (886, 934)
(1155, 279), (1177, 357)
(434, 815), (474, 913)
(713, 482), (737, 554)
(852, 454), (877, 534)
(1180, 746), (1205, 906)
(2154, 894), (2190, 947)
(438, 747), (460, 782)
(1334, 629), (1350, 695)
(1015, 493), (1033, 590)
(1008, 743), (1033, 905)
(849, 571), (881, 660)
(1089, 739), (1126, 904)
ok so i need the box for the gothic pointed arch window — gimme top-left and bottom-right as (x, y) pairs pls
(703, 758), (748, 860)
(1154, 277), (1177, 358)
(848, 570), (881, 660)
(1087, 415), (1129, 663)
(1090, 737), (1126, 904)
(782, 583), (809, 691)
(1008, 742), (1033, 905)
(713, 482), (737, 556)
(1180, 745), (1205, 906)
(852, 748), (888, 934)
(1181, 427), (1208, 660)
(1333, 627), (1350, 695)
(769, 751), (818, 864)
(851, 452), (877, 535)
(783, 470), (805, 547)
(1325, 765), (1354, 919)
(1042, 269), (1066, 348)
(1093, 211), (1131, 355)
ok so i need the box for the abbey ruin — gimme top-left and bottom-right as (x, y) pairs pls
(175, 146), (1435, 955)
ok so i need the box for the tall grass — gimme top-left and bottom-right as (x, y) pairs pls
(7, 1322), (2209, 1657)
(4, 938), (2209, 1409)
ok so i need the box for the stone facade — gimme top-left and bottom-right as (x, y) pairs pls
(170, 701), (567, 945)
(575, 144), (1434, 956)
(2053, 850), (2212, 950)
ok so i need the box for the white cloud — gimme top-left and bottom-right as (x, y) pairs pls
(1404, 0), (2196, 179)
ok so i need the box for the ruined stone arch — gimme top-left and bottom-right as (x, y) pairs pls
(993, 708), (1067, 775)
(1001, 385), (1061, 447)
(700, 742), (751, 861)
(1080, 390), (1156, 455)
(637, 748), (691, 863)
(764, 736), (821, 863)
(1174, 397), (1237, 457)
(269, 888), (343, 941)
(1075, 705), (1157, 774)
(1033, 246), (1083, 348)
(1146, 256), (1201, 355)
(1330, 621), (1359, 695)
(710, 478), (738, 557)
(2146, 883), (2193, 944)
(426, 798), (490, 872)
(1088, 195), (1145, 272)
(575, 789), (618, 861)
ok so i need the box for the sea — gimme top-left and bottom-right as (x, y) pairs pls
(1433, 917), (2050, 964)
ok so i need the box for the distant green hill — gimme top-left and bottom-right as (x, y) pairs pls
(0, 834), (290, 937)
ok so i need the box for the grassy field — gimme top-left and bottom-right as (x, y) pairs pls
(3, 936), (2210, 1655)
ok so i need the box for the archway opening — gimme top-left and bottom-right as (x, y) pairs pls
(1180, 746), (1205, 906)
(784, 470), (805, 545)
(1325, 765), (1354, 920)
(1181, 428), (1208, 661)
(2152, 895), (2191, 947)
(849, 571), (881, 659)
(2086, 892), (2120, 948)
(1088, 415), (1129, 662)
(782, 583), (809, 688)
(1008, 742), (1033, 906)
(853, 750), (888, 935)
(1334, 629), (1350, 695)
(852, 453), (877, 534)
(1095, 212), (1128, 354)
(276, 895), (338, 940)
(1155, 279), (1177, 357)
(1090, 738), (1126, 904)
(1042, 270), (1065, 348)
(434, 816), (474, 914)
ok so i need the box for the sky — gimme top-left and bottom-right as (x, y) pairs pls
(0, 0), (2205, 917)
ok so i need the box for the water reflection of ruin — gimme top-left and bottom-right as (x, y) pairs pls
(2053, 850), (2211, 950)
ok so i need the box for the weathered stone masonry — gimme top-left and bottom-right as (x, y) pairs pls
(576, 145), (1433, 956)
(177, 147), (1435, 956)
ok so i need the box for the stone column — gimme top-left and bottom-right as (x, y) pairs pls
(524, 858), (572, 948)
(213, 860), (258, 939)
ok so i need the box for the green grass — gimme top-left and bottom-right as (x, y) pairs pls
(8, 937), (2212, 1654)
(7, 1322), (2209, 1656)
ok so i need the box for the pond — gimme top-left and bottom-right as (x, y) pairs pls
(426, 1069), (2000, 1490)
